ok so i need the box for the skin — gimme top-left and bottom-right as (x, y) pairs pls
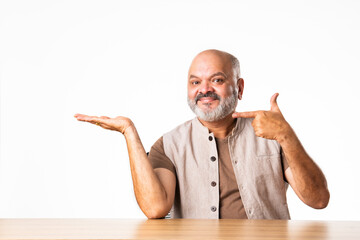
(74, 113), (175, 218)
(74, 49), (329, 218)
(232, 94), (330, 208)
(187, 50), (244, 138)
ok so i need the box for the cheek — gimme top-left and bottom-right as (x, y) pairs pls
(187, 87), (197, 99)
(214, 85), (234, 98)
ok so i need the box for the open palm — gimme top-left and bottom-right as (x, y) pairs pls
(74, 114), (133, 134)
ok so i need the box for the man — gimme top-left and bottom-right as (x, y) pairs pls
(74, 49), (330, 219)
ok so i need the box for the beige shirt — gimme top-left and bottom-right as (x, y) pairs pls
(150, 117), (290, 219)
(149, 136), (257, 218)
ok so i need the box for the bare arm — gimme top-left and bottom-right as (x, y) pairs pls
(232, 93), (330, 209)
(279, 129), (329, 209)
(74, 114), (176, 218)
(124, 125), (176, 218)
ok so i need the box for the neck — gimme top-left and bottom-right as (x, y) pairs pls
(198, 113), (237, 139)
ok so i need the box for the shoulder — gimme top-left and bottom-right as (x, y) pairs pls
(163, 118), (195, 144)
(164, 119), (194, 137)
(162, 119), (195, 159)
(148, 136), (176, 175)
(150, 136), (164, 153)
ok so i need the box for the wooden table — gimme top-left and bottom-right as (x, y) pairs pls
(0, 218), (359, 240)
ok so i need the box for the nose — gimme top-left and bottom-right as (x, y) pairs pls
(198, 81), (214, 94)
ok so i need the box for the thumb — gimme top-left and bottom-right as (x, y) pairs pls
(270, 93), (281, 112)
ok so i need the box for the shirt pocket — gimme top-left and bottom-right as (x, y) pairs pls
(255, 153), (282, 178)
(254, 153), (286, 194)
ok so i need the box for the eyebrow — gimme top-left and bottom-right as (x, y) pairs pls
(189, 72), (228, 80)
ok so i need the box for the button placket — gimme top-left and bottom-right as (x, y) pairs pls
(208, 133), (219, 217)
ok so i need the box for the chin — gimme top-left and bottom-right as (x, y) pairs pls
(198, 103), (218, 110)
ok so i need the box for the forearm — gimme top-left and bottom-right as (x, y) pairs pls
(233, 93), (330, 208)
(278, 126), (330, 208)
(124, 125), (169, 218)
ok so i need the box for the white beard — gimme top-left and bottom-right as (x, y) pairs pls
(187, 89), (238, 122)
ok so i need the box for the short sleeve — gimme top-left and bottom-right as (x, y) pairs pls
(148, 136), (176, 175)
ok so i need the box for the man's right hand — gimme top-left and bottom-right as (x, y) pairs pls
(74, 113), (133, 135)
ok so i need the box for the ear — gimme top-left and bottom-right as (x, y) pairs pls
(237, 78), (244, 100)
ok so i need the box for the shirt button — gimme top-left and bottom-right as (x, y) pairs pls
(211, 206), (217, 212)
(235, 160), (238, 164)
(210, 156), (216, 162)
(208, 136), (213, 141)
(211, 181), (217, 187)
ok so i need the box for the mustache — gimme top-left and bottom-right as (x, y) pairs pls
(195, 92), (220, 103)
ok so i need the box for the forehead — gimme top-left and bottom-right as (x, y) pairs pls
(188, 52), (232, 79)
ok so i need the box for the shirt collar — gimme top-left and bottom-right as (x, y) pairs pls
(192, 117), (211, 135)
(192, 117), (243, 137)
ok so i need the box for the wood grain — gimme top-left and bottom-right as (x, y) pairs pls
(0, 219), (359, 240)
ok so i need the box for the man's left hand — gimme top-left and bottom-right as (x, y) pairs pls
(232, 93), (293, 142)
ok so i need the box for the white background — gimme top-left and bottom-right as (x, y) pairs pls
(1, 0), (359, 220)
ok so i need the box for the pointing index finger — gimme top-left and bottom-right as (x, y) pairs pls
(232, 111), (259, 118)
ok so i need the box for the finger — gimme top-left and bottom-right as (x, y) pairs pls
(74, 115), (96, 122)
(232, 111), (258, 118)
(74, 113), (91, 121)
(74, 114), (107, 125)
(95, 116), (111, 126)
(88, 117), (109, 125)
(74, 113), (86, 118)
(270, 93), (281, 112)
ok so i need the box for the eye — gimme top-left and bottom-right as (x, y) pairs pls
(213, 78), (224, 83)
(191, 80), (200, 85)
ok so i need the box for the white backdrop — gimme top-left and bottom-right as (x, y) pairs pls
(1, 0), (359, 220)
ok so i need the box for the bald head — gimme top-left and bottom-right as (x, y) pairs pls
(189, 49), (241, 81)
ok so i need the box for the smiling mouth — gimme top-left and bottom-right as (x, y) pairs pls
(195, 92), (220, 104)
(198, 97), (218, 103)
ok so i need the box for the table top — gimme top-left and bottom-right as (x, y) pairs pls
(0, 218), (359, 240)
